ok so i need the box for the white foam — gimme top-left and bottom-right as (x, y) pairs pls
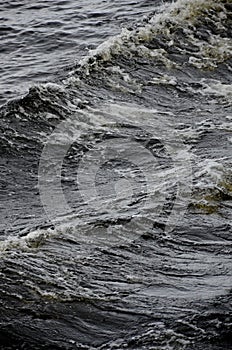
(66, 0), (229, 78)
(148, 74), (177, 86)
(0, 228), (58, 254)
(196, 159), (225, 183)
(201, 81), (232, 99)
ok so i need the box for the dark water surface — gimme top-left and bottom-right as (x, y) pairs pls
(0, 0), (160, 106)
(0, 0), (232, 349)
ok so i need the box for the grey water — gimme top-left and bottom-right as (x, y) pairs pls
(0, 1), (232, 349)
(0, 0), (160, 106)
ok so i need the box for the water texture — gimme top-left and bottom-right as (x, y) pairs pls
(0, 0), (232, 349)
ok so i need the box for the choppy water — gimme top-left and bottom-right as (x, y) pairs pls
(0, 0), (232, 349)
(0, 0), (160, 106)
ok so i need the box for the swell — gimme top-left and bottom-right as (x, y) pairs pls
(0, 1), (232, 349)
(0, 0), (230, 165)
(0, 0), (231, 225)
(74, 0), (232, 73)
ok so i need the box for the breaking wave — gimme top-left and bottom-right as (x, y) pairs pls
(0, 0), (232, 349)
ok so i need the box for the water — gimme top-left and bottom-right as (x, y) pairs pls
(0, 0), (232, 349)
(0, 0), (160, 106)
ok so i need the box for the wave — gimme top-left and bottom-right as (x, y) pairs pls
(0, 0), (232, 349)
(72, 0), (232, 73)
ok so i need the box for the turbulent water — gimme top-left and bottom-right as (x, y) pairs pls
(0, 0), (232, 349)
(0, 0), (160, 106)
